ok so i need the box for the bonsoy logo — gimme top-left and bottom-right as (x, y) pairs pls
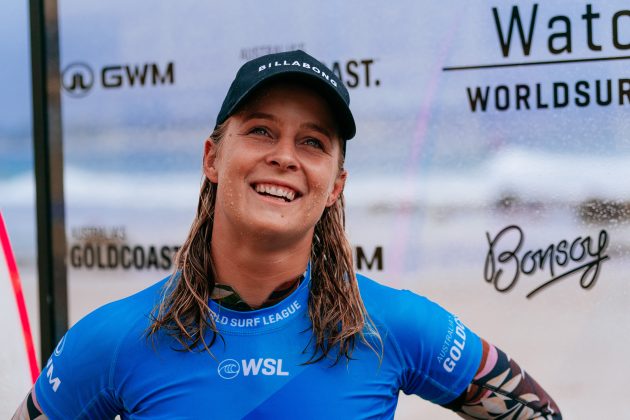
(61, 62), (94, 97)
(61, 61), (175, 97)
(484, 225), (609, 298)
(218, 359), (240, 379)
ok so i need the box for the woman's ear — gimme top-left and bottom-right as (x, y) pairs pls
(326, 170), (347, 207)
(203, 139), (219, 183)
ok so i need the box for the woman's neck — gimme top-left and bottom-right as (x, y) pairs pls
(210, 227), (312, 308)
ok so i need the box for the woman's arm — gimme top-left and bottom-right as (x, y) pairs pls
(443, 338), (562, 419)
(12, 389), (47, 420)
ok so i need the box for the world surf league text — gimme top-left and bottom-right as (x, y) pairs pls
(484, 225), (609, 298)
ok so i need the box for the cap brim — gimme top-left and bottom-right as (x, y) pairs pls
(220, 70), (356, 141)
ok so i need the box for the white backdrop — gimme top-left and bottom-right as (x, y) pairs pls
(0, 214), (32, 415)
(2, 0), (630, 417)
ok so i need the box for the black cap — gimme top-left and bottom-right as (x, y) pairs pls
(216, 50), (356, 141)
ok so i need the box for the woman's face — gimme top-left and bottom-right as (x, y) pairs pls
(204, 81), (346, 244)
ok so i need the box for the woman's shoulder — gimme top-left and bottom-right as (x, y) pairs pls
(79, 276), (169, 327)
(355, 273), (461, 336)
(34, 276), (173, 416)
(356, 273), (433, 315)
(62, 276), (171, 355)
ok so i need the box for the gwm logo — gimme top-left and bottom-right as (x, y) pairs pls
(61, 61), (175, 97)
(217, 358), (289, 379)
(54, 334), (67, 356)
(61, 62), (94, 97)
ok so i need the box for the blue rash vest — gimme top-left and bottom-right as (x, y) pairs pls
(35, 265), (482, 419)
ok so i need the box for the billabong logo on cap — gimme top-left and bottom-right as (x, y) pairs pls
(258, 60), (338, 88)
(216, 49), (355, 140)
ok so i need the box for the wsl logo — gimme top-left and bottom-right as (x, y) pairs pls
(61, 62), (94, 97)
(217, 359), (240, 379)
(217, 358), (289, 379)
(61, 61), (175, 97)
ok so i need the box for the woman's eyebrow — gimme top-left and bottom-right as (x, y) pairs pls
(241, 111), (278, 123)
(241, 112), (333, 138)
(300, 122), (332, 138)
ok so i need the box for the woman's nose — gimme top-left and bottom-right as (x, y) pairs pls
(266, 138), (299, 171)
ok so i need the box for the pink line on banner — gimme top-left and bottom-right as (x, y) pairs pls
(389, 12), (464, 283)
(0, 212), (39, 383)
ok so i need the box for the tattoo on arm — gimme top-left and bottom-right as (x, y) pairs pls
(443, 339), (562, 419)
(12, 390), (47, 420)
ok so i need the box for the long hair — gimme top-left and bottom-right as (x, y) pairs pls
(147, 123), (382, 362)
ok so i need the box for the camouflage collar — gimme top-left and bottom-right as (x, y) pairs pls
(211, 275), (304, 311)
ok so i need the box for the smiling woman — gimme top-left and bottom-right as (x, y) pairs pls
(206, 81), (346, 256)
(16, 50), (562, 419)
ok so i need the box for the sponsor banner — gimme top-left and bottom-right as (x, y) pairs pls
(61, 61), (175, 97)
(67, 225), (383, 272)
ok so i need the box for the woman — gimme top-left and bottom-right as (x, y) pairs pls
(16, 50), (561, 419)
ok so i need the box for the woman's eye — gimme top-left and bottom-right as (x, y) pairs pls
(250, 127), (270, 136)
(304, 138), (324, 150)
